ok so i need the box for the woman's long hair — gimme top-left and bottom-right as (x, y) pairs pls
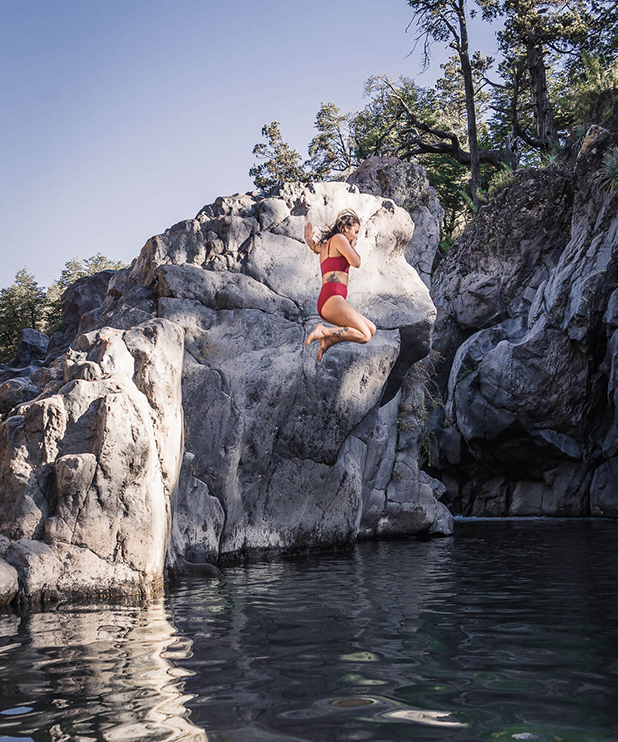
(318, 209), (360, 244)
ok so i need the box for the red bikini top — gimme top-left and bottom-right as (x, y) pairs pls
(320, 238), (350, 275)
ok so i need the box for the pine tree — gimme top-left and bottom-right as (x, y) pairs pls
(305, 103), (358, 181)
(0, 269), (47, 364)
(249, 122), (310, 195)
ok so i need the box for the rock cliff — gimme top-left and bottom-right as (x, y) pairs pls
(428, 130), (618, 517)
(0, 179), (450, 606)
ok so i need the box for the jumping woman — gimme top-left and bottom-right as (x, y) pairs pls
(304, 209), (376, 361)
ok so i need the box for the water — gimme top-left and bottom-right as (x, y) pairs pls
(1, 520), (617, 742)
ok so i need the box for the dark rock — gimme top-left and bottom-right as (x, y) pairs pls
(590, 458), (618, 516)
(62, 270), (118, 335)
(0, 363), (45, 385)
(428, 134), (618, 516)
(178, 558), (222, 578)
(9, 329), (49, 368)
(0, 377), (41, 415)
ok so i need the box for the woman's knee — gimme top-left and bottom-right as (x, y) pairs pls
(362, 318), (376, 337)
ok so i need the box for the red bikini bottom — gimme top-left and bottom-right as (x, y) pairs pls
(317, 282), (348, 319)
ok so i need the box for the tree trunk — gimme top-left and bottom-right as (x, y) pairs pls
(527, 41), (557, 146)
(458, 0), (482, 207)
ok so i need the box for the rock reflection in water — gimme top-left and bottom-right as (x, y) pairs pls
(0, 601), (205, 741)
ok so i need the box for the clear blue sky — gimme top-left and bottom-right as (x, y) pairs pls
(1, 0), (498, 288)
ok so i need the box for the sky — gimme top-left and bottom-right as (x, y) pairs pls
(1, 0), (500, 288)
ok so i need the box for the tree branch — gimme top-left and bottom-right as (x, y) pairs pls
(381, 77), (463, 154)
(481, 75), (509, 90)
(397, 134), (509, 168)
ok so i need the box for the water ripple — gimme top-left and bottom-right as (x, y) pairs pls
(1, 521), (618, 740)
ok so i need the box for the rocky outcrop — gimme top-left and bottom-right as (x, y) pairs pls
(0, 329), (50, 387)
(10, 329), (49, 369)
(0, 535), (18, 606)
(428, 131), (618, 516)
(348, 156), (444, 287)
(0, 179), (449, 606)
(0, 319), (184, 605)
(45, 269), (119, 362)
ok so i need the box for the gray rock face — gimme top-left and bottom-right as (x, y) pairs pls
(45, 270), (120, 363)
(0, 558), (18, 606)
(128, 182), (442, 558)
(348, 156), (445, 287)
(0, 329), (50, 386)
(62, 270), (119, 335)
(0, 377), (41, 414)
(0, 319), (184, 605)
(0, 179), (449, 605)
(428, 132), (618, 516)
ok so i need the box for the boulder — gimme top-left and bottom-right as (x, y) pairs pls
(9, 328), (49, 368)
(44, 270), (122, 363)
(590, 458), (618, 516)
(135, 182), (440, 557)
(0, 558), (18, 606)
(348, 156), (444, 287)
(0, 377), (41, 415)
(62, 270), (118, 335)
(0, 318), (184, 605)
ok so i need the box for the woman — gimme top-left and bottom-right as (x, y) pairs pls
(304, 209), (376, 361)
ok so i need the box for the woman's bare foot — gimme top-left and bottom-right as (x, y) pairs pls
(305, 323), (327, 346)
(317, 336), (337, 362)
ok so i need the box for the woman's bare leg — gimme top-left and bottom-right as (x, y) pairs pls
(305, 296), (375, 361)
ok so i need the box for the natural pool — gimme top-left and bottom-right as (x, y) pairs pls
(1, 520), (617, 741)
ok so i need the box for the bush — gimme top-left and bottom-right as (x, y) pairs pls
(599, 146), (618, 193)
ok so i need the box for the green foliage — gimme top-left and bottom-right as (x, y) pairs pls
(0, 269), (47, 364)
(487, 166), (516, 199)
(354, 76), (432, 158)
(556, 53), (618, 126)
(249, 122), (310, 195)
(540, 151), (560, 168)
(0, 254), (126, 362)
(458, 189), (478, 215)
(305, 103), (358, 181)
(424, 154), (472, 241)
(599, 146), (618, 193)
(249, 0), (617, 240)
(439, 235), (455, 254)
(56, 253), (126, 290)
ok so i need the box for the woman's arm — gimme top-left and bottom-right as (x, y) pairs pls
(304, 222), (321, 254)
(331, 233), (361, 268)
